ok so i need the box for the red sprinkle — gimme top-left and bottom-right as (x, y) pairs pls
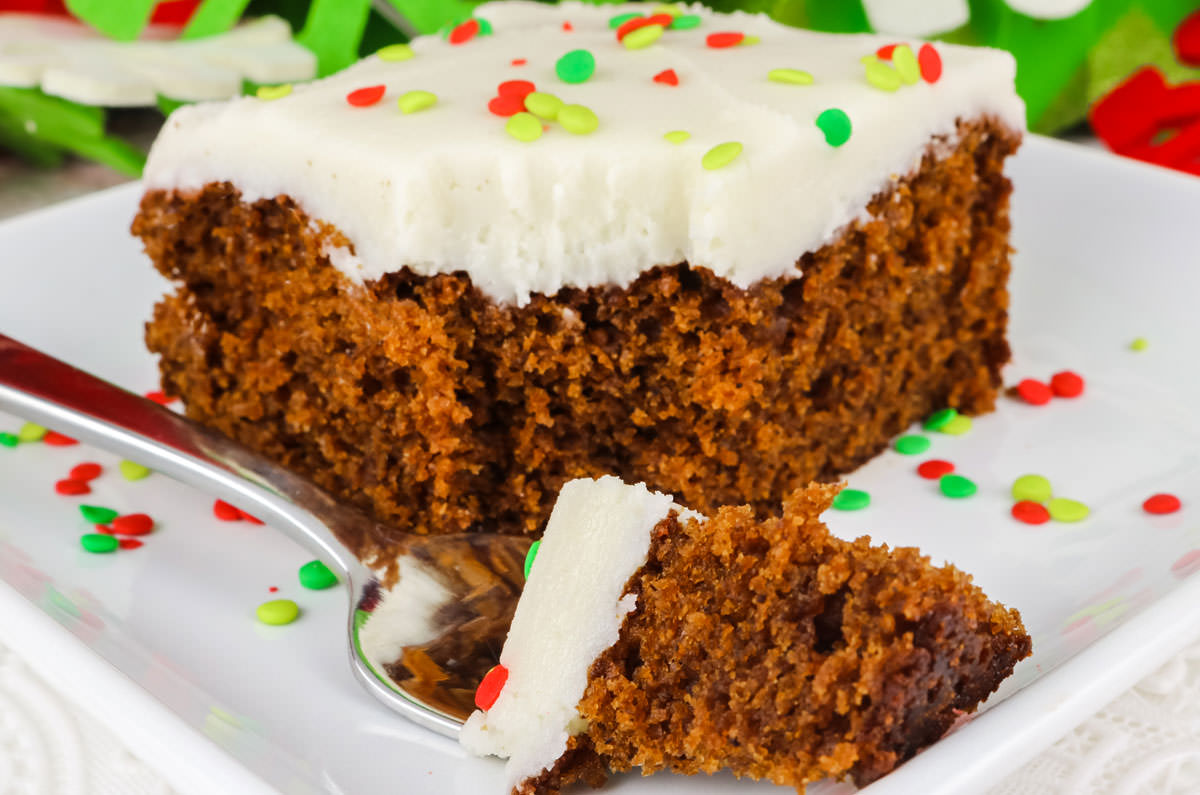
(448, 18), (479, 45)
(346, 85), (386, 107)
(511, 58), (527, 66)
(113, 513), (154, 536)
(1050, 370), (1085, 398)
(145, 390), (176, 405)
(69, 462), (103, 482)
(706, 31), (745, 48)
(241, 510), (265, 525)
(876, 43), (898, 60)
(498, 80), (536, 99)
(1016, 378), (1053, 406)
(269, 586), (279, 593)
(213, 499), (242, 521)
(616, 14), (672, 41)
(1012, 500), (1051, 525)
(562, 20), (573, 31)
(916, 459), (955, 480)
(55, 479), (90, 496)
(43, 431), (78, 446)
(118, 538), (144, 550)
(475, 664), (509, 710)
(653, 68), (679, 86)
(488, 94), (526, 116)
(918, 44), (942, 83)
(95, 524), (115, 535)
(1144, 493), (1182, 515)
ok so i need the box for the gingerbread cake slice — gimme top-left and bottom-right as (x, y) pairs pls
(460, 477), (1031, 793)
(134, 1), (1024, 561)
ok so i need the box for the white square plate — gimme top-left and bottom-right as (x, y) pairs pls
(1, 135), (1199, 795)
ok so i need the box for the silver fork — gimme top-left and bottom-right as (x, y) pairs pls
(0, 333), (530, 738)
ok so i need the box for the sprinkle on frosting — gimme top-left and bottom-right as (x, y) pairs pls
(69, 463), (102, 482)
(397, 90), (437, 114)
(863, 57), (902, 92)
(1012, 474), (1052, 503)
(80, 504), (118, 524)
(706, 31), (744, 48)
(701, 141), (742, 170)
(663, 130), (690, 144)
(449, 18), (481, 45)
(346, 85), (386, 107)
(81, 533), (118, 554)
(555, 49), (595, 84)
(893, 45), (921, 85)
(923, 407), (958, 431)
(524, 91), (563, 119)
(832, 488), (870, 511)
(653, 4), (683, 16)
(940, 414), (973, 435)
(940, 474), (977, 499)
(499, 79), (537, 98)
(653, 68), (679, 86)
(376, 43), (414, 62)
(768, 68), (813, 85)
(1144, 494), (1182, 515)
(1012, 500), (1051, 525)
(511, 57), (527, 66)
(119, 460), (151, 481)
(671, 13), (701, 29)
(0, 432), (17, 448)
(475, 664), (509, 710)
(894, 434), (931, 455)
(523, 540), (541, 579)
(623, 23), (664, 49)
(919, 44), (943, 83)
(917, 459), (954, 479)
(18, 422), (47, 442)
(489, 95), (524, 116)
(255, 84), (292, 101)
(506, 111), (543, 142)
(1016, 378), (1052, 405)
(816, 108), (852, 147)
(876, 43), (898, 60)
(1050, 370), (1085, 398)
(609, 12), (640, 29)
(1048, 498), (1089, 523)
(559, 103), (599, 134)
(43, 431), (77, 446)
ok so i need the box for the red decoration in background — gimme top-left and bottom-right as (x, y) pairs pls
(1174, 9), (1200, 66)
(1090, 65), (1200, 176)
(0, 0), (199, 25)
(0, 0), (69, 14)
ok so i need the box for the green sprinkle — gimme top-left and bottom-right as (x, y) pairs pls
(0, 432), (18, 448)
(939, 474), (977, 499)
(863, 57), (902, 92)
(506, 112), (543, 142)
(664, 130), (691, 144)
(1012, 474), (1052, 503)
(558, 104), (599, 135)
(768, 68), (813, 86)
(376, 43), (413, 62)
(670, 14), (701, 30)
(80, 534), (118, 554)
(477, 17), (493, 36)
(524, 539), (541, 580)
(524, 92), (563, 120)
(119, 460), (151, 481)
(652, 3), (683, 16)
(256, 598), (300, 626)
(816, 108), (852, 147)
(17, 422), (46, 443)
(923, 407), (958, 431)
(256, 84), (292, 101)
(1048, 498), (1089, 523)
(80, 505), (118, 524)
(832, 488), (870, 511)
(941, 415), (973, 436)
(623, 23), (664, 50)
(741, 34), (761, 45)
(298, 560), (338, 590)
(892, 45), (920, 85)
(556, 49), (596, 84)
(1130, 337), (1148, 351)
(397, 90), (437, 114)
(701, 141), (743, 170)
(894, 434), (931, 455)
(609, 12), (641, 29)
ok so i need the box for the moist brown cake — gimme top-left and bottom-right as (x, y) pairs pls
(460, 480), (1031, 794)
(133, 117), (1019, 566)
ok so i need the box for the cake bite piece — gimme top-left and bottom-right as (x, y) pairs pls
(461, 477), (1031, 793)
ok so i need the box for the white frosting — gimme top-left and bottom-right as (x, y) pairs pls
(459, 476), (679, 790)
(358, 557), (451, 676)
(142, 1), (1023, 305)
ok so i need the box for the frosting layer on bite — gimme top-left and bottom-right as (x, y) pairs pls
(459, 476), (678, 790)
(143, 1), (1023, 304)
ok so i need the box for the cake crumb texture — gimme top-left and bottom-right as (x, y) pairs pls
(135, 118), (1018, 561)
(521, 482), (1031, 793)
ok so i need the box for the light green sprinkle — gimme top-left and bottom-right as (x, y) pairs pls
(119, 460), (151, 481)
(80, 534), (118, 554)
(80, 504), (119, 524)
(0, 433), (16, 448)
(652, 3), (683, 16)
(609, 11), (642, 29)
(506, 112), (543, 142)
(1130, 337), (1148, 351)
(815, 108), (852, 147)
(524, 539), (541, 580)
(397, 90), (437, 114)
(1012, 474), (1052, 504)
(740, 34), (761, 45)
(832, 488), (870, 511)
(1048, 497), (1089, 523)
(894, 434), (931, 455)
(555, 49), (596, 84)
(17, 422), (46, 443)
(623, 23), (664, 49)
(298, 560), (338, 590)
(376, 43), (413, 62)
(256, 598), (300, 626)
(923, 407), (958, 431)
(768, 68), (813, 86)
(664, 130), (691, 144)
(892, 45), (920, 84)
(863, 57), (902, 92)
(939, 474), (977, 499)
(256, 84), (292, 101)
(558, 104), (599, 135)
(940, 415), (973, 436)
(524, 91), (563, 120)
(670, 14), (701, 29)
(701, 141), (743, 170)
